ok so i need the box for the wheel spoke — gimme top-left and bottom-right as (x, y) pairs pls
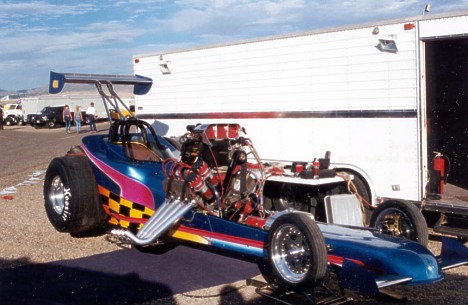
(272, 224), (312, 283)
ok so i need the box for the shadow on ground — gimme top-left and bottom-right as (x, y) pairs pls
(0, 246), (261, 305)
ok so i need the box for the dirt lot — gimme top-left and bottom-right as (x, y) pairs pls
(1, 125), (467, 304)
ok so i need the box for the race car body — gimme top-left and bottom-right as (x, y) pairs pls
(43, 72), (468, 297)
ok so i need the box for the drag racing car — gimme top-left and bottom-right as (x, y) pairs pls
(44, 72), (468, 299)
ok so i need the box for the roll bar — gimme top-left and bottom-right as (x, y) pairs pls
(48, 71), (153, 122)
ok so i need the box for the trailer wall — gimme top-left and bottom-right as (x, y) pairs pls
(133, 13), (468, 203)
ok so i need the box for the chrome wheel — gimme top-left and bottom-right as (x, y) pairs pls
(271, 223), (311, 283)
(49, 175), (65, 215)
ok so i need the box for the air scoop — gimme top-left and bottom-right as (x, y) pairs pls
(111, 198), (196, 246)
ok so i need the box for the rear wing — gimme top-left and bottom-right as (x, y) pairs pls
(49, 71), (153, 121)
(49, 71), (152, 95)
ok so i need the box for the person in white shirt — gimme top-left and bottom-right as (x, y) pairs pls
(86, 102), (97, 132)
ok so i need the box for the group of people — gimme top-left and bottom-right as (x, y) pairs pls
(63, 102), (98, 134)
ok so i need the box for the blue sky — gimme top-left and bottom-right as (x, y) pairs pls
(1, 0), (468, 91)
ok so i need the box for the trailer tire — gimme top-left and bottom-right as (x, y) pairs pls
(258, 213), (327, 291)
(370, 199), (428, 246)
(271, 183), (310, 212)
(44, 155), (107, 235)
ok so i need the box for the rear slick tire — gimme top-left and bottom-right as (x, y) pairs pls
(370, 199), (428, 246)
(258, 213), (328, 291)
(44, 155), (107, 235)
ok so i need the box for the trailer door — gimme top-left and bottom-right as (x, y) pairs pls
(425, 37), (468, 190)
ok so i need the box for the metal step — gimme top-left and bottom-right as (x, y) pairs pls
(433, 224), (468, 238)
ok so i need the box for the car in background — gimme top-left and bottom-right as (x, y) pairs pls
(2, 103), (24, 125)
(27, 106), (65, 128)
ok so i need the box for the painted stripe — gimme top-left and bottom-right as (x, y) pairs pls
(328, 254), (365, 267)
(138, 109), (417, 120)
(176, 225), (265, 249)
(82, 145), (155, 205)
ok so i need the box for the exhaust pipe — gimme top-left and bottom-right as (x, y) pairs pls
(111, 198), (195, 246)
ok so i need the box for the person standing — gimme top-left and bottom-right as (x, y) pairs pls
(86, 102), (97, 132)
(63, 105), (72, 134)
(75, 105), (83, 133)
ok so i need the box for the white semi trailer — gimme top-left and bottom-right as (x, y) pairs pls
(132, 11), (468, 238)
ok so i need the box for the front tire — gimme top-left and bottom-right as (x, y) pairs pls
(5, 118), (14, 126)
(258, 213), (328, 291)
(44, 155), (107, 235)
(370, 199), (428, 246)
(48, 119), (57, 128)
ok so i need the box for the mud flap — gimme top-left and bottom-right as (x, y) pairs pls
(440, 237), (468, 270)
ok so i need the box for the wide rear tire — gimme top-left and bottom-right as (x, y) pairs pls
(44, 155), (107, 235)
(258, 213), (328, 291)
(370, 199), (428, 246)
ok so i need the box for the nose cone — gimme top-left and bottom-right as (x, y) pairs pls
(319, 223), (444, 285)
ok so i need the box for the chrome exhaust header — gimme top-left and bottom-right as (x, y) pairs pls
(111, 198), (195, 246)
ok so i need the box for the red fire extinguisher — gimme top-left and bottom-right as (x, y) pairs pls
(433, 152), (445, 194)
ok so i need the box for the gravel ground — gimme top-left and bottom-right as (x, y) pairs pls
(1, 125), (467, 304)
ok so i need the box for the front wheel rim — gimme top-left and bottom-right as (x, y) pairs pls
(49, 176), (65, 215)
(271, 224), (311, 283)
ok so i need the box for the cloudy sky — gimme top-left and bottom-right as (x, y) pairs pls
(1, 0), (468, 90)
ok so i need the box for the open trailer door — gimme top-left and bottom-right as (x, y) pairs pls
(424, 36), (468, 236)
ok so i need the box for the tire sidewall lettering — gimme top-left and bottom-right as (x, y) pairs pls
(62, 186), (71, 221)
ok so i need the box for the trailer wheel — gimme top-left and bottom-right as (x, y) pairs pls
(271, 183), (310, 212)
(370, 199), (428, 246)
(258, 213), (327, 291)
(44, 155), (107, 235)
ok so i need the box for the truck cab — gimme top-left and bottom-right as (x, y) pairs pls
(3, 103), (23, 126)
